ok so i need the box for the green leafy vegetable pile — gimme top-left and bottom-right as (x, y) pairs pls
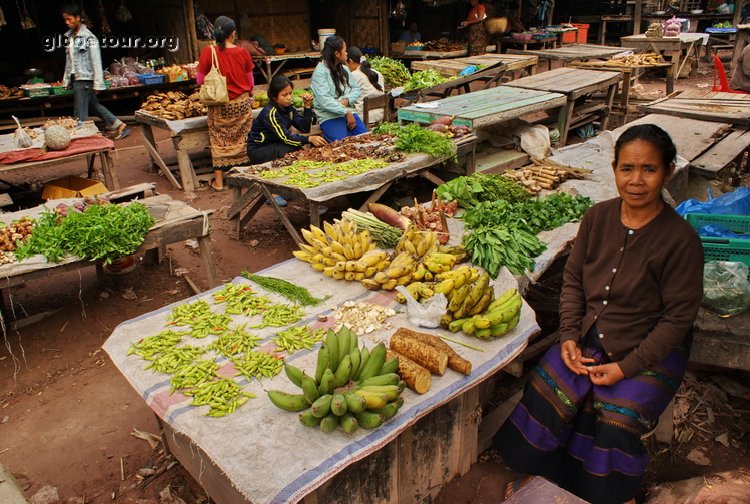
(463, 193), (592, 234)
(403, 69), (448, 92)
(436, 173), (529, 209)
(368, 56), (411, 87)
(373, 122), (456, 160)
(16, 202), (154, 263)
(461, 192), (592, 277)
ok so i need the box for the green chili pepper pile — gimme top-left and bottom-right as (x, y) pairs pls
(184, 378), (256, 417)
(272, 325), (327, 353)
(232, 351), (285, 381)
(169, 358), (219, 393)
(210, 324), (262, 357)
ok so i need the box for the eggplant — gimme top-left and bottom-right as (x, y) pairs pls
(367, 203), (412, 230)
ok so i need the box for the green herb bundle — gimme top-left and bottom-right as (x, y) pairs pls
(373, 123), (456, 160)
(241, 272), (325, 306)
(436, 173), (529, 209)
(368, 56), (411, 87)
(16, 202), (154, 264)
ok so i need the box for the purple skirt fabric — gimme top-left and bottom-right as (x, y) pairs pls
(494, 342), (688, 503)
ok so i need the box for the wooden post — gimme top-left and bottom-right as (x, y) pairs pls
(733, 0), (746, 28)
(185, 0), (200, 62)
(547, 0), (555, 25)
(634, 0), (643, 35)
(381, 0), (389, 56)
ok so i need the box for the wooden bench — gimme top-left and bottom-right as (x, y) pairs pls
(362, 93), (393, 127)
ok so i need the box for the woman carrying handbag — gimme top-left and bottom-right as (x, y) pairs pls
(196, 16), (254, 191)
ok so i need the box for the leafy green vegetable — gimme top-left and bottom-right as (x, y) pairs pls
(461, 192), (592, 277)
(463, 225), (546, 277)
(368, 56), (411, 87)
(16, 202), (154, 263)
(373, 122), (456, 160)
(463, 193), (592, 233)
(403, 69), (448, 92)
(436, 173), (529, 209)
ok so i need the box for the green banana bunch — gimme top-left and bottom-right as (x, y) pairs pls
(267, 326), (406, 433)
(447, 288), (522, 339)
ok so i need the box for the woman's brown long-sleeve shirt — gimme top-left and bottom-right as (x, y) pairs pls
(558, 198), (704, 377)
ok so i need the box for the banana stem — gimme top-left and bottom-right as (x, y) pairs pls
(439, 335), (484, 352)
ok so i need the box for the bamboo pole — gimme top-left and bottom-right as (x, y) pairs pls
(185, 0), (200, 62)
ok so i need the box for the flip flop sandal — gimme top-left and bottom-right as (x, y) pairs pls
(209, 177), (226, 192)
(114, 127), (131, 140)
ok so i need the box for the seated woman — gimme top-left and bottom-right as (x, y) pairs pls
(494, 124), (704, 504)
(345, 46), (386, 126)
(247, 75), (327, 165)
(311, 36), (368, 142)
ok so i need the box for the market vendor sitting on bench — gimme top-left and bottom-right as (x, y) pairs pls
(494, 124), (704, 504)
(311, 36), (368, 142)
(247, 75), (327, 165)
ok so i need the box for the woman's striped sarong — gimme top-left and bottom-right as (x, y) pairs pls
(494, 342), (688, 504)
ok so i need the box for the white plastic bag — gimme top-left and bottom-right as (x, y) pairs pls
(395, 286), (448, 328)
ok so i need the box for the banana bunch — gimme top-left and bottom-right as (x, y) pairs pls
(411, 250), (463, 281)
(396, 264), (480, 303)
(361, 251), (418, 291)
(267, 326), (404, 433)
(396, 226), (439, 259)
(448, 288), (522, 339)
(293, 220), (389, 281)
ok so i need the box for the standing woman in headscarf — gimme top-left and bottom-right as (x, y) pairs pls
(310, 36), (367, 142)
(196, 16), (254, 190)
(461, 0), (488, 56)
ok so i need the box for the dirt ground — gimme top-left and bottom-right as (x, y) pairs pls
(1, 54), (749, 504)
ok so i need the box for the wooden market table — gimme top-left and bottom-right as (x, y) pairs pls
(495, 36), (557, 53)
(397, 85), (567, 130)
(0, 122), (120, 191)
(101, 257), (540, 504)
(410, 53), (538, 78)
(0, 190), (218, 296)
(507, 43), (626, 71)
(503, 67), (621, 145)
(252, 51), (321, 83)
(569, 59), (675, 111)
(643, 91), (750, 126)
(0, 80), (198, 124)
(135, 110), (208, 192)
(225, 134), (477, 241)
(620, 33), (706, 80)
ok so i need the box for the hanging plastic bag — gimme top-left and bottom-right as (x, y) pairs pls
(395, 286), (448, 328)
(675, 187), (750, 216)
(702, 261), (750, 317)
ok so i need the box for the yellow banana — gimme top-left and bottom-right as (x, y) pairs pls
(323, 266), (336, 277)
(468, 289), (493, 316)
(403, 239), (418, 256)
(361, 279), (381, 290)
(343, 243), (355, 261)
(332, 270), (345, 280)
(395, 275), (411, 286)
(323, 221), (338, 241)
(301, 228), (317, 246)
(353, 240), (362, 259)
(433, 278), (455, 296)
(373, 272), (389, 284)
(412, 263), (427, 281)
(330, 240), (345, 256)
(310, 225), (327, 243)
(386, 265), (414, 280)
(381, 279), (397, 291)
(353, 390), (389, 409)
(292, 250), (312, 262)
(345, 261), (357, 272)
(359, 250), (388, 267)
(448, 284), (470, 313)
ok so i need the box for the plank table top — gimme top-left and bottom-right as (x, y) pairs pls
(502, 67), (621, 100)
(644, 92), (750, 125)
(411, 53), (538, 76)
(507, 43), (626, 62)
(397, 86), (566, 129)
